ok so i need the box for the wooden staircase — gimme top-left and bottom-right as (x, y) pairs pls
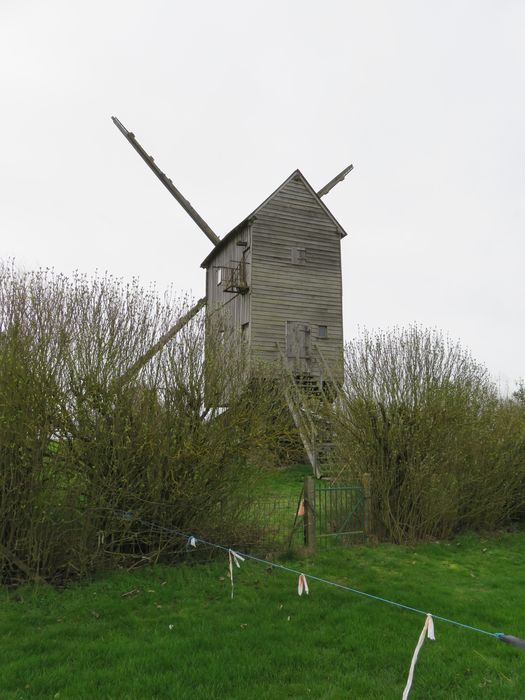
(276, 344), (339, 478)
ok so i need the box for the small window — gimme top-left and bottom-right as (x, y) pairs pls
(291, 247), (306, 265)
(217, 267), (223, 285)
(318, 325), (328, 338)
(241, 322), (249, 335)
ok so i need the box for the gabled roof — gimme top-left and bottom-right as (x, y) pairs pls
(200, 169), (347, 268)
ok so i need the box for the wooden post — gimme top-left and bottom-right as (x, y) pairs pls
(303, 476), (316, 552)
(362, 472), (372, 537)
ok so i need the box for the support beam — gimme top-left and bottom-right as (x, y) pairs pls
(111, 117), (220, 247)
(316, 164), (354, 198)
(116, 297), (207, 389)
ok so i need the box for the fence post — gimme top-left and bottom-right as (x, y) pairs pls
(303, 476), (316, 552)
(362, 472), (372, 537)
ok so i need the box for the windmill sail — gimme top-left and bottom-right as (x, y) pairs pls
(111, 116), (220, 246)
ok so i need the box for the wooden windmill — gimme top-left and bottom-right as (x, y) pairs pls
(112, 117), (353, 476)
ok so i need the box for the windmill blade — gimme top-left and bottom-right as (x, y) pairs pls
(111, 117), (220, 247)
(317, 164), (354, 198)
(116, 297), (207, 389)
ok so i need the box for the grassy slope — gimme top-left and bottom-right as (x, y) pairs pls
(255, 463), (311, 498)
(2, 530), (525, 699)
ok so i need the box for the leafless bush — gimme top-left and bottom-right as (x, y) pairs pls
(330, 326), (525, 542)
(0, 261), (290, 583)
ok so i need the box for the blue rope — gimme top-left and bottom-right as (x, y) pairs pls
(114, 510), (501, 640)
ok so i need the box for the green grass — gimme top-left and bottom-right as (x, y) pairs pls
(2, 531), (525, 699)
(256, 463), (311, 499)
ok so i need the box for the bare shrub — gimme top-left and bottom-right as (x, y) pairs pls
(0, 262), (290, 583)
(330, 326), (525, 542)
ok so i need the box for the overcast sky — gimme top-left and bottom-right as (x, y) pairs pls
(1, 1), (524, 387)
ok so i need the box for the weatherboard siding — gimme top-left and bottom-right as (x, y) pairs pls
(203, 173), (345, 383)
(250, 175), (343, 381)
(205, 223), (252, 334)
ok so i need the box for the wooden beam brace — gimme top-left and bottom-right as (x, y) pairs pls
(116, 297), (207, 388)
(111, 117), (220, 247)
(316, 164), (354, 198)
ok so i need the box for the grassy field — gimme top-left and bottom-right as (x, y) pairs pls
(2, 529), (525, 699)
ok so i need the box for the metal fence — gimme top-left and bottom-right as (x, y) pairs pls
(244, 476), (370, 554)
(240, 491), (305, 553)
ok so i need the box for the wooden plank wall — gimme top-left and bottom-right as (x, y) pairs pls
(205, 223), (252, 337)
(250, 175), (344, 382)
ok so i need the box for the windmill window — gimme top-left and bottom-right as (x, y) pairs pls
(217, 267), (223, 285)
(291, 247), (306, 265)
(317, 325), (328, 338)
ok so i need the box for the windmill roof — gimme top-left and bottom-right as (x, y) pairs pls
(200, 169), (347, 268)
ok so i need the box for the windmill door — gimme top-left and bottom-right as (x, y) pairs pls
(286, 321), (312, 371)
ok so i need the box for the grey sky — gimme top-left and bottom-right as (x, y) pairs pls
(1, 1), (524, 386)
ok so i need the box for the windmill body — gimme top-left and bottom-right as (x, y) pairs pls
(201, 170), (346, 391)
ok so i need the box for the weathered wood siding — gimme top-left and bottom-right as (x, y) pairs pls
(205, 223), (252, 339)
(250, 175), (344, 381)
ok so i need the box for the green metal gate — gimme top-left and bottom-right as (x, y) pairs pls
(314, 481), (368, 547)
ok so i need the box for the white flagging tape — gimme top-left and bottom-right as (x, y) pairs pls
(228, 549), (245, 599)
(297, 573), (309, 596)
(402, 614), (435, 700)
(114, 511), (507, 643)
